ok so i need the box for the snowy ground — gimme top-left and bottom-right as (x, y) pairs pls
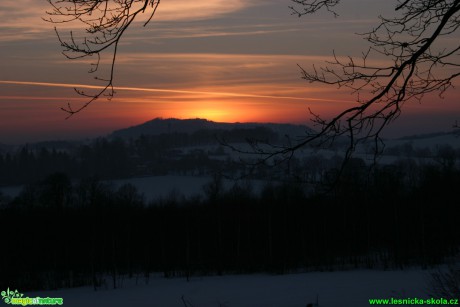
(25, 270), (433, 307)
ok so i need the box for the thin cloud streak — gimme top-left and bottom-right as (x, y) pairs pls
(134, 18), (380, 40)
(0, 0), (258, 38)
(0, 80), (354, 103)
(0, 96), (83, 101)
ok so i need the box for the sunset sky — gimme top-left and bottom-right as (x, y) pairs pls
(0, 0), (458, 144)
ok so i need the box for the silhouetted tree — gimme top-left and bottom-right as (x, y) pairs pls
(115, 183), (144, 209)
(39, 172), (73, 210)
(435, 144), (457, 169)
(285, 0), (460, 157)
(429, 266), (460, 299)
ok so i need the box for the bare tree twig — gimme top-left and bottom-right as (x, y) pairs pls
(45, 0), (161, 118)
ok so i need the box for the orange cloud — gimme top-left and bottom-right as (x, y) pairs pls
(154, 0), (258, 21)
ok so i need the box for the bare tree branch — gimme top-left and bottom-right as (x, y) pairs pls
(45, 0), (161, 118)
(289, 0), (341, 17)
(263, 0), (460, 161)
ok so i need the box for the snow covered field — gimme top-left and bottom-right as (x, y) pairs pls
(26, 270), (432, 307)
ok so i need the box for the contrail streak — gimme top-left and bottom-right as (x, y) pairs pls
(0, 80), (353, 103)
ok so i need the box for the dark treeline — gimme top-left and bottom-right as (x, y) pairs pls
(2, 132), (459, 188)
(1, 160), (459, 291)
(0, 127), (278, 186)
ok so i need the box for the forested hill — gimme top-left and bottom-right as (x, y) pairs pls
(110, 118), (311, 140)
(0, 119), (311, 186)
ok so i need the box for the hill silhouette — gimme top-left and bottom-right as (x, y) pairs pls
(110, 118), (312, 140)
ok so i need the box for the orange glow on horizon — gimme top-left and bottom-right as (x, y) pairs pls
(1, 80), (458, 143)
(111, 96), (351, 125)
(0, 79), (358, 124)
